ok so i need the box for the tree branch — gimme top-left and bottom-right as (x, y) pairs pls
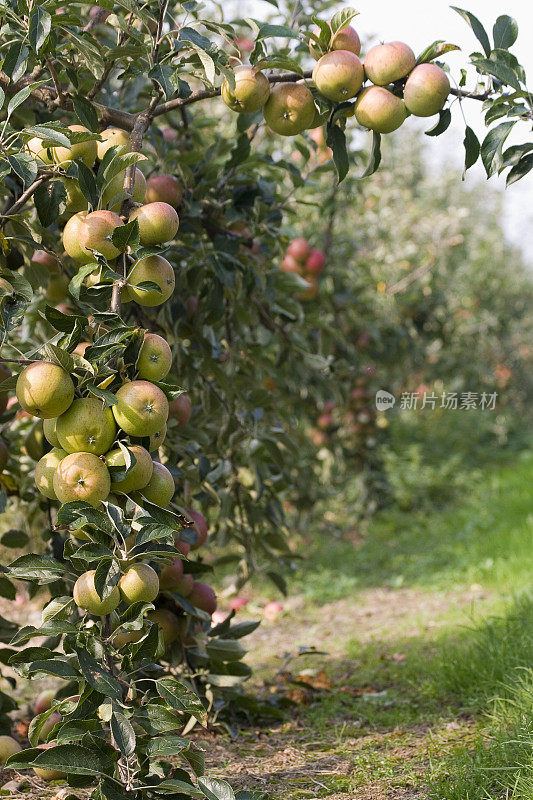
(0, 173), (51, 220)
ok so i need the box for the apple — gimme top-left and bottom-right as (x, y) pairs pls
(185, 509), (208, 550)
(403, 63), (450, 117)
(45, 272), (69, 301)
(80, 210), (123, 261)
(53, 451), (111, 506)
(38, 711), (61, 742)
(25, 136), (53, 164)
(56, 397), (117, 455)
(354, 86), (407, 133)
(62, 177), (87, 214)
(305, 249), (325, 274)
(221, 65), (270, 113)
(312, 50), (364, 103)
(111, 628), (144, 648)
(263, 600), (283, 620)
(139, 461), (174, 506)
(97, 127), (130, 160)
(299, 277), (319, 301)
(363, 41), (416, 86)
(52, 124), (97, 168)
(63, 211), (90, 263)
(263, 83), (316, 136)
(280, 254), (301, 273)
(147, 609), (181, 644)
(34, 690), (57, 716)
(174, 538), (191, 557)
(16, 361), (75, 418)
(145, 174), (183, 208)
(33, 743), (67, 782)
(310, 22), (361, 59)
(102, 167), (146, 211)
(35, 448), (68, 499)
(168, 393), (191, 427)
(105, 444), (153, 493)
(229, 596), (250, 611)
(159, 560), (194, 595)
(188, 582), (217, 615)
(73, 569), (120, 614)
(129, 202), (179, 246)
(32, 250), (60, 273)
(73, 341), (92, 358)
(148, 424), (166, 451)
(287, 238), (310, 261)
(137, 333), (172, 382)
(112, 380), (169, 437)
(119, 563), (159, 603)
(0, 736), (21, 767)
(122, 254), (175, 307)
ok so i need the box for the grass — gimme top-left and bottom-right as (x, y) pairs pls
(229, 448), (533, 798)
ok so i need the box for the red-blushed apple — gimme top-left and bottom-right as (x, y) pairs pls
(305, 249), (325, 274)
(280, 254), (302, 273)
(363, 41), (416, 86)
(403, 63), (450, 117)
(188, 582), (217, 615)
(287, 238), (310, 262)
(186, 509), (208, 550)
(174, 538), (191, 557)
(310, 22), (361, 59)
(263, 600), (283, 620)
(263, 83), (316, 136)
(53, 452), (111, 506)
(63, 211), (89, 263)
(229, 596), (250, 611)
(32, 250), (59, 273)
(145, 174), (183, 208)
(222, 65), (270, 113)
(168, 393), (191, 427)
(312, 50), (364, 102)
(79, 210), (123, 261)
(354, 86), (407, 133)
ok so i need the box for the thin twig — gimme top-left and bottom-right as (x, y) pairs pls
(0, 173), (51, 219)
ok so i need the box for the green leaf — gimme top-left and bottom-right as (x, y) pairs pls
(471, 56), (521, 91)
(69, 262), (100, 300)
(359, 130), (381, 179)
(34, 180), (67, 227)
(86, 384), (118, 406)
(157, 678), (208, 725)
(76, 649), (124, 701)
(111, 711), (136, 757)
(149, 65), (175, 99)
(0, 529), (29, 548)
(94, 558), (120, 601)
(77, 161), (99, 208)
(451, 6), (491, 56)
(44, 342), (75, 372)
(29, 6), (52, 52)
(493, 15), (518, 50)
(198, 777), (236, 800)
(253, 56), (302, 75)
(111, 218), (140, 252)
(41, 595), (75, 624)
(507, 153), (533, 185)
(7, 554), (65, 582)
(7, 153), (37, 187)
(481, 121), (515, 177)
(146, 735), (191, 758)
(205, 639), (247, 662)
(73, 95), (100, 131)
(326, 124), (349, 183)
(256, 23), (301, 40)
(329, 8), (359, 34)
(2, 42), (29, 82)
(416, 41), (461, 65)
(7, 743), (110, 775)
(463, 125), (480, 173)
(425, 108), (452, 137)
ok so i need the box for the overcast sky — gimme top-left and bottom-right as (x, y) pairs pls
(243, 0), (532, 261)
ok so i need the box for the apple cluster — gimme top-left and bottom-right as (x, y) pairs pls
(221, 19), (450, 138)
(280, 237), (326, 301)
